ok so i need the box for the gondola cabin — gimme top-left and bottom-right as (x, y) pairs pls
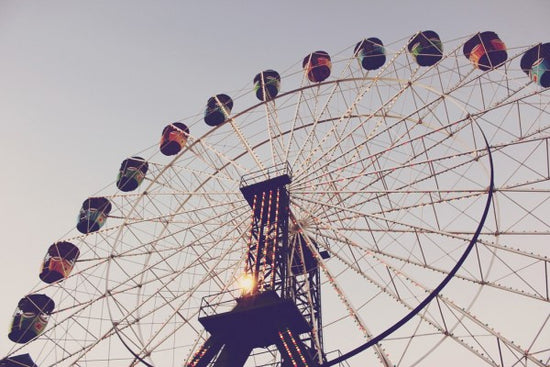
(160, 122), (189, 156)
(39, 242), (80, 284)
(521, 43), (550, 88)
(408, 30), (443, 67)
(303, 51), (332, 82)
(354, 37), (386, 70)
(8, 294), (54, 344)
(254, 70), (281, 101)
(463, 31), (507, 71)
(0, 353), (38, 367)
(76, 197), (112, 234)
(116, 156), (148, 192)
(204, 94), (234, 126)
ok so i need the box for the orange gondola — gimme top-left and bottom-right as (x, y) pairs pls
(160, 122), (190, 156)
(39, 241), (80, 284)
(463, 31), (507, 71)
(302, 51), (332, 82)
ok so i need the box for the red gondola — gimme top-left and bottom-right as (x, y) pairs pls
(39, 241), (80, 284)
(463, 31), (507, 71)
(302, 51), (332, 83)
(160, 122), (189, 156)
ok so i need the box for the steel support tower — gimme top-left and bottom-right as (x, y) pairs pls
(188, 163), (324, 367)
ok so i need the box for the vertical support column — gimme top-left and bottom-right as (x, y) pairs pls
(290, 232), (325, 363)
(277, 327), (316, 367)
(187, 336), (223, 367)
(240, 173), (291, 298)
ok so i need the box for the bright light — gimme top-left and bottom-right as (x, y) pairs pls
(238, 274), (255, 294)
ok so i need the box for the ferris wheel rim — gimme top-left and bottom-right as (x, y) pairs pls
(106, 64), (500, 365)
(322, 126), (495, 366)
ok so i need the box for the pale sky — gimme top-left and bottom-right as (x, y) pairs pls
(1, 0), (549, 365)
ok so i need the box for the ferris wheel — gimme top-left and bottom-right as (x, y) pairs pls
(2, 31), (550, 367)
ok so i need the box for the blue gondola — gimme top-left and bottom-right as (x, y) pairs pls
(463, 31), (507, 71)
(76, 197), (112, 234)
(521, 43), (550, 88)
(408, 30), (443, 67)
(0, 353), (38, 367)
(204, 94), (234, 126)
(354, 38), (386, 70)
(303, 51), (332, 82)
(254, 70), (281, 101)
(116, 156), (148, 192)
(39, 241), (80, 284)
(160, 122), (190, 156)
(8, 294), (54, 344)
